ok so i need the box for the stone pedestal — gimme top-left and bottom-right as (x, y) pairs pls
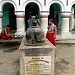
(19, 38), (56, 75)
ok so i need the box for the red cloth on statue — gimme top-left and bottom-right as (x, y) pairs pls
(46, 32), (56, 46)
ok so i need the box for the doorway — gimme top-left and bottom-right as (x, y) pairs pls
(2, 3), (17, 32)
(25, 2), (40, 30)
(49, 3), (62, 33)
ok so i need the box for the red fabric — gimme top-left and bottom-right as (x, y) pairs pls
(2, 35), (13, 40)
(0, 33), (2, 39)
(46, 32), (56, 46)
(54, 13), (59, 30)
(54, 19), (58, 30)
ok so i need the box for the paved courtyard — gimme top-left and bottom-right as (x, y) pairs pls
(0, 44), (20, 75)
(55, 43), (75, 75)
(0, 43), (75, 75)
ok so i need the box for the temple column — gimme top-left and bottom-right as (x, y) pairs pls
(69, 14), (74, 31)
(61, 12), (74, 39)
(15, 12), (25, 35)
(74, 18), (75, 29)
(0, 12), (2, 33)
(40, 11), (48, 35)
(69, 7), (74, 31)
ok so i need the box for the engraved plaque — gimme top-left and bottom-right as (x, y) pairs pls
(25, 56), (51, 75)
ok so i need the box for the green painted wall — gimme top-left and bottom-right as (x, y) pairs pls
(2, 3), (16, 31)
(2, 11), (10, 28)
(2, 3), (11, 28)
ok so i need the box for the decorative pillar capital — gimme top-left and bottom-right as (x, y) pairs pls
(61, 11), (71, 18)
(15, 11), (25, 18)
(40, 11), (49, 18)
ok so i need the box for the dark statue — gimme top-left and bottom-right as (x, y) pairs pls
(25, 16), (45, 46)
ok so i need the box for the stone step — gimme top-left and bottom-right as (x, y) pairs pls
(56, 39), (75, 43)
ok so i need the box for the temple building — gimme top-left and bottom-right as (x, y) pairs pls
(0, 0), (75, 39)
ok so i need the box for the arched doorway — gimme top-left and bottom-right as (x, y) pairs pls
(2, 3), (17, 32)
(25, 2), (40, 30)
(48, 3), (62, 33)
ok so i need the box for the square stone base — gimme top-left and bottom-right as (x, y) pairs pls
(19, 38), (56, 75)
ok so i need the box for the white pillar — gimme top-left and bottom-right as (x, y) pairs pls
(40, 12), (48, 35)
(69, 14), (74, 31)
(74, 19), (75, 29)
(61, 13), (74, 39)
(0, 12), (2, 33)
(15, 12), (25, 35)
(70, 7), (74, 31)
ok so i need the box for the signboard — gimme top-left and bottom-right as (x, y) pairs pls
(25, 56), (51, 75)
